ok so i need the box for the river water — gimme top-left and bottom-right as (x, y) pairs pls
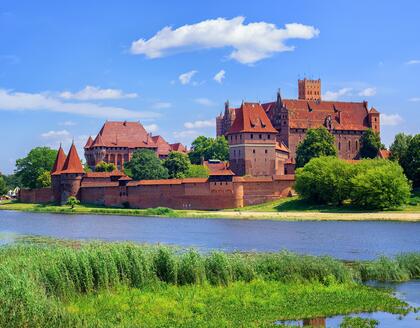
(0, 210), (419, 260)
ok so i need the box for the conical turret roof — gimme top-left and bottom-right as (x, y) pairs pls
(84, 136), (94, 149)
(51, 145), (67, 175)
(92, 133), (105, 147)
(61, 143), (84, 174)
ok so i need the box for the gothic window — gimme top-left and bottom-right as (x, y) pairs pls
(338, 142), (341, 150)
(259, 134), (262, 139)
(253, 149), (256, 154)
(267, 134), (270, 139)
(348, 140), (351, 150)
(250, 134), (254, 139)
(265, 149), (268, 154)
(356, 140), (359, 151)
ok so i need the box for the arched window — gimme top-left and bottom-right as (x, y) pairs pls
(348, 140), (351, 150)
(356, 140), (359, 151)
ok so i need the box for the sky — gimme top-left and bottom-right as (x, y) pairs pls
(1, 1), (419, 174)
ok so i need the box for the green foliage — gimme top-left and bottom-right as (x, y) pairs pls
(296, 127), (337, 168)
(0, 175), (7, 195)
(83, 163), (92, 173)
(178, 249), (206, 285)
(15, 147), (58, 189)
(350, 160), (411, 210)
(185, 164), (210, 178)
(163, 151), (191, 178)
(124, 149), (169, 180)
(295, 157), (353, 205)
(340, 316), (378, 328)
(360, 128), (382, 159)
(189, 136), (229, 164)
(152, 247), (178, 284)
(400, 134), (420, 187)
(390, 133), (413, 162)
(204, 252), (232, 286)
(36, 170), (51, 188)
(2, 173), (21, 189)
(66, 196), (80, 209)
(94, 161), (116, 172)
(359, 256), (410, 282)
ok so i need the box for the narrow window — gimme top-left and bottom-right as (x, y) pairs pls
(253, 149), (256, 154)
(259, 134), (262, 139)
(338, 142), (341, 150)
(251, 134), (254, 139)
(348, 140), (351, 150)
(356, 140), (359, 151)
(265, 149), (268, 154)
(268, 134), (271, 139)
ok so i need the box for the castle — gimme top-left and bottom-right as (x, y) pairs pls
(217, 79), (380, 171)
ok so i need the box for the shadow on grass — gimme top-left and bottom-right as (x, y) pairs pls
(272, 198), (369, 213)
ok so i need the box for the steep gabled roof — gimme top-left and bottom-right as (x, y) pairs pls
(61, 143), (84, 174)
(170, 143), (187, 153)
(151, 135), (172, 156)
(227, 102), (277, 134)
(276, 141), (289, 153)
(84, 136), (94, 149)
(51, 145), (67, 175)
(92, 133), (105, 147)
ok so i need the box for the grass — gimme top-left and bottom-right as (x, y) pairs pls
(0, 240), (419, 327)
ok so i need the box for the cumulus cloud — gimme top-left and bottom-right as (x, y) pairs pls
(60, 85), (138, 100)
(41, 130), (71, 138)
(358, 87), (376, 97)
(184, 119), (215, 129)
(194, 98), (215, 106)
(153, 101), (172, 109)
(322, 88), (352, 101)
(131, 17), (319, 64)
(406, 59), (420, 65)
(179, 70), (197, 85)
(381, 114), (404, 126)
(0, 89), (158, 119)
(213, 70), (225, 83)
(144, 124), (159, 132)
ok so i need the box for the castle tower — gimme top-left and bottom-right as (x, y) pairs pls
(51, 144), (67, 204)
(368, 107), (380, 133)
(60, 142), (85, 204)
(226, 102), (278, 176)
(298, 78), (321, 101)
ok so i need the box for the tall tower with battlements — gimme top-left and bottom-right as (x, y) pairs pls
(298, 78), (321, 101)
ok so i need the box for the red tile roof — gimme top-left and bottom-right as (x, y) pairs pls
(84, 136), (94, 149)
(61, 143), (85, 174)
(152, 135), (172, 156)
(84, 171), (125, 178)
(227, 102), (278, 134)
(90, 121), (157, 149)
(170, 143), (188, 153)
(203, 161), (235, 176)
(276, 141), (289, 153)
(378, 149), (391, 159)
(51, 145), (67, 175)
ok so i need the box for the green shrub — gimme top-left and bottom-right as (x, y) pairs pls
(340, 316), (378, 328)
(152, 247), (178, 284)
(359, 256), (410, 282)
(205, 252), (232, 286)
(178, 249), (206, 285)
(396, 253), (420, 279)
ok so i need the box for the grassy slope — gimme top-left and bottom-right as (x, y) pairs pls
(67, 280), (406, 328)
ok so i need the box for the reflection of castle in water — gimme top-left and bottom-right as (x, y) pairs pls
(278, 317), (326, 327)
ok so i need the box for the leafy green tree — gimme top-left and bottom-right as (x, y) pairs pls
(295, 127), (337, 168)
(3, 174), (21, 189)
(360, 129), (382, 159)
(185, 165), (210, 178)
(125, 149), (169, 180)
(83, 163), (92, 173)
(36, 171), (51, 188)
(295, 157), (353, 205)
(15, 147), (57, 189)
(400, 134), (420, 187)
(390, 133), (412, 162)
(350, 160), (411, 209)
(189, 136), (229, 164)
(163, 152), (191, 178)
(66, 196), (80, 209)
(0, 176), (7, 195)
(95, 161), (116, 172)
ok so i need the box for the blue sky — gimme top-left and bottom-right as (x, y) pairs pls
(1, 1), (419, 174)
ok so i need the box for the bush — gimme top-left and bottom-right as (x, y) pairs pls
(350, 160), (411, 210)
(178, 249), (206, 285)
(65, 196), (80, 209)
(152, 247), (178, 284)
(295, 156), (353, 205)
(205, 252), (232, 286)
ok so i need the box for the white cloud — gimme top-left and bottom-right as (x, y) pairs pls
(213, 70), (225, 83)
(60, 85), (138, 100)
(322, 88), (352, 101)
(59, 120), (76, 126)
(173, 130), (200, 139)
(184, 119), (215, 129)
(179, 70), (197, 85)
(358, 87), (376, 97)
(0, 89), (158, 119)
(409, 97), (420, 102)
(131, 17), (319, 64)
(41, 130), (71, 138)
(144, 124), (159, 132)
(153, 101), (172, 109)
(194, 98), (215, 106)
(406, 59), (420, 65)
(381, 113), (404, 126)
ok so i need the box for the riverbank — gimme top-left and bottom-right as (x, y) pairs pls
(1, 198), (420, 221)
(1, 240), (419, 327)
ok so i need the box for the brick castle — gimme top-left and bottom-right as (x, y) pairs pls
(21, 78), (380, 209)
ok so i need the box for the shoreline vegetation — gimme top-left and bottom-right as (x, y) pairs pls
(0, 238), (419, 327)
(0, 192), (419, 221)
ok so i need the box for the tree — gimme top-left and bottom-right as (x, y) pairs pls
(95, 161), (116, 172)
(400, 134), (420, 187)
(350, 160), (411, 209)
(189, 136), (229, 164)
(185, 165), (210, 178)
(295, 157), (353, 205)
(0, 176), (7, 195)
(66, 196), (80, 209)
(15, 147), (58, 189)
(3, 174), (21, 189)
(36, 171), (51, 188)
(163, 152), (191, 178)
(125, 149), (169, 180)
(295, 127), (337, 168)
(390, 133), (412, 162)
(360, 129), (382, 159)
